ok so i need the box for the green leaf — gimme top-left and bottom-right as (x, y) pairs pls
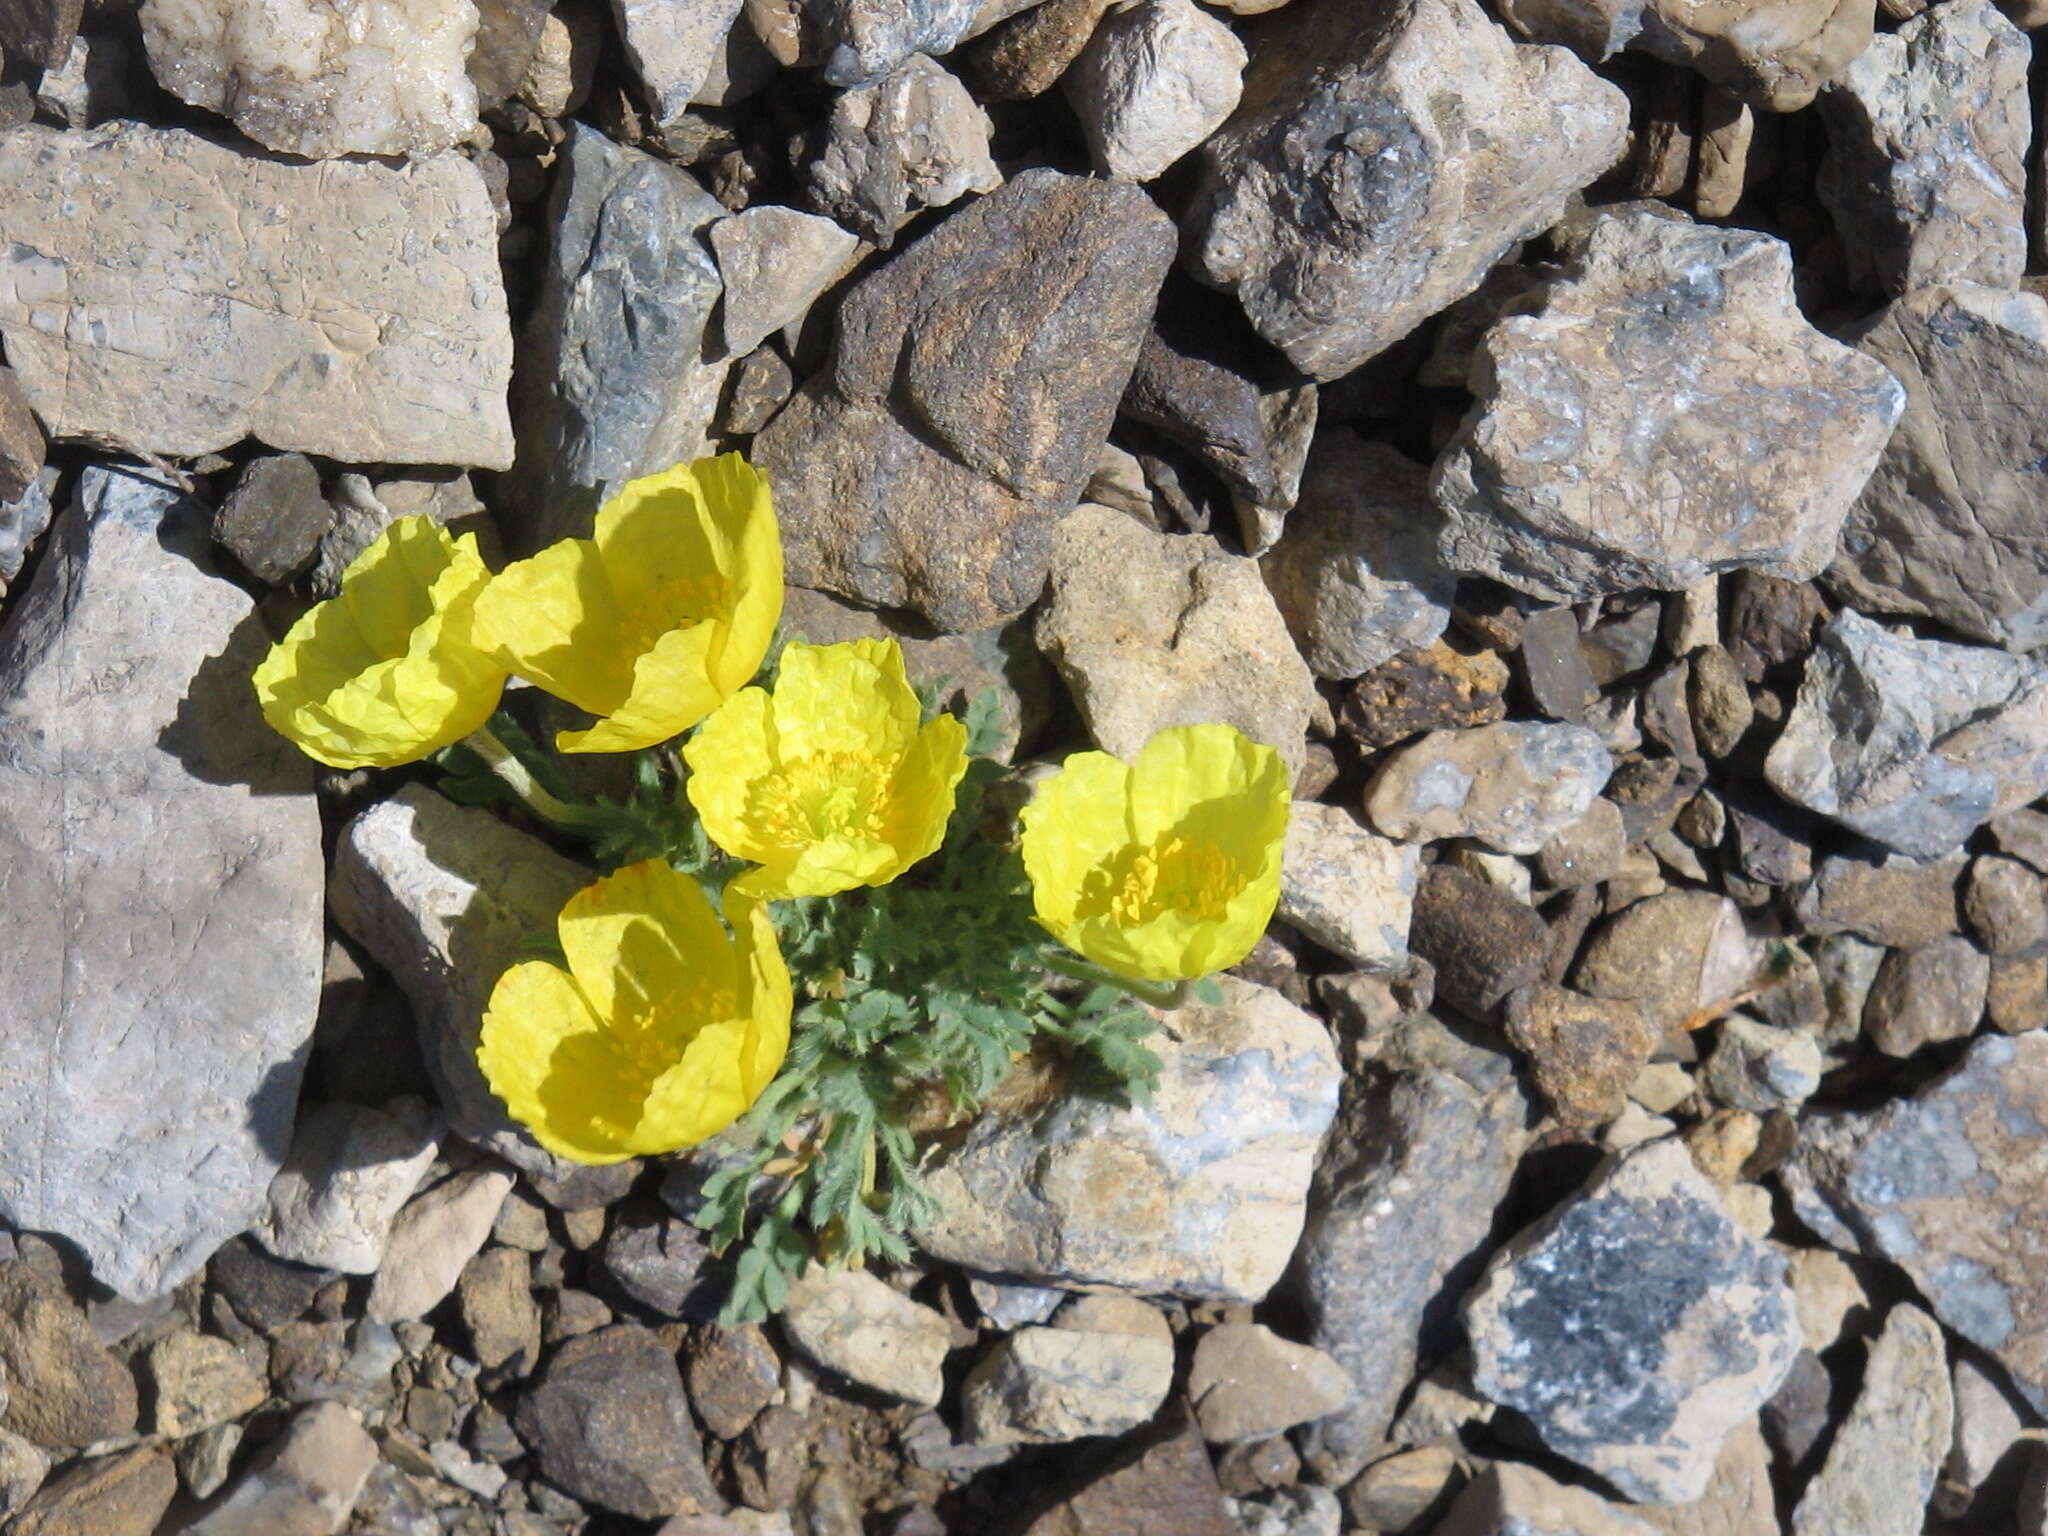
(961, 686), (1006, 758)
(1191, 976), (1225, 1006)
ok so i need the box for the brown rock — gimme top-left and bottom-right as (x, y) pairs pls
(967, 0), (1113, 99)
(1505, 985), (1658, 1128)
(0, 366), (43, 505)
(0, 0), (82, 70)
(211, 453), (332, 586)
(1020, 1409), (1239, 1536)
(1688, 644), (1754, 759)
(1989, 952), (2048, 1035)
(755, 169), (1174, 631)
(1409, 866), (1550, 1019)
(1639, 1420), (1776, 1536)
(1342, 1444), (1465, 1533)
(1725, 570), (1829, 685)
(143, 1329), (266, 1438)
(457, 1246), (542, 1376)
(1964, 855), (2048, 955)
(1861, 936), (1990, 1057)
(683, 1322), (780, 1440)
(1637, 0), (1874, 112)
(1574, 889), (1758, 1034)
(0, 1262), (137, 1451)
(6, 1446), (173, 1536)
(181, 1399), (378, 1535)
(1795, 847), (1965, 948)
(1340, 639), (1509, 749)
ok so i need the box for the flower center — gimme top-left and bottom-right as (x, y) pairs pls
(615, 572), (728, 658)
(1094, 834), (1239, 926)
(747, 752), (893, 848)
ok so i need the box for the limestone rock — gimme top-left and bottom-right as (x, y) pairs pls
(798, 53), (998, 245)
(1816, 0), (2027, 295)
(1462, 1137), (1801, 1503)
(611, 0), (742, 124)
(0, 1262), (137, 1451)
(778, 1267), (953, 1407)
(366, 1166), (514, 1324)
(0, 467), (322, 1301)
(1574, 889), (1759, 1034)
(1278, 802), (1420, 972)
(140, 0), (480, 157)
(1829, 286), (2048, 650)
(506, 124), (725, 550)
(1783, 1031), (2048, 1416)
(0, 477), (52, 594)
(1296, 1068), (1529, 1483)
(183, 1400), (378, 1535)
(1188, 1324), (1352, 1445)
(144, 1331), (266, 1439)
(1434, 211), (1905, 602)
(1634, 0), (1872, 112)
(256, 1098), (443, 1276)
(1063, 0), (1246, 181)
(0, 125), (513, 467)
(962, 1299), (1174, 1444)
(915, 976), (1340, 1302)
(1765, 609), (2048, 860)
(1037, 503), (1319, 783)
(1433, 1461), (1661, 1536)
(328, 784), (589, 1179)
(1184, 0), (1628, 380)
(756, 170), (1173, 632)
(710, 205), (861, 359)
(1364, 721), (1613, 855)
(1638, 1420), (1778, 1536)
(1259, 435), (1455, 682)
(1790, 1305), (1952, 1536)
(809, 0), (981, 85)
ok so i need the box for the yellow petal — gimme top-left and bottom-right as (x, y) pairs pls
(683, 686), (781, 862)
(703, 456), (784, 696)
(557, 620), (726, 753)
(732, 837), (902, 901)
(469, 534), (629, 718)
(477, 960), (643, 1164)
(770, 639), (919, 762)
(557, 859), (740, 1030)
(1129, 723), (1279, 846)
(729, 889), (793, 1097)
(1019, 749), (1136, 933)
(877, 713), (970, 873)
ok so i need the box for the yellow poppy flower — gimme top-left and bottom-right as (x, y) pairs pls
(251, 515), (506, 769)
(683, 638), (970, 900)
(1019, 723), (1290, 983)
(477, 859), (793, 1164)
(469, 454), (782, 753)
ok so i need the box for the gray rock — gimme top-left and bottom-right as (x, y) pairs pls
(505, 124), (726, 551)
(1187, 1323), (1352, 1445)
(1432, 1461), (1661, 1536)
(596, 1208), (719, 1320)
(968, 1280), (1068, 1331)
(1278, 802), (1420, 972)
(810, 0), (981, 84)
(1120, 328), (1317, 524)
(779, 1267), (952, 1407)
(1635, 1419), (1779, 1536)
(1462, 1137), (1801, 1504)
(328, 784), (589, 1179)
(799, 54), (998, 245)
(1829, 285), (2048, 650)
(1817, 0), (2028, 297)
(710, 205), (862, 359)
(610, 0), (742, 124)
(1783, 1031), (2048, 1415)
(1259, 436), (1454, 681)
(1519, 605), (1599, 722)
(366, 1165), (514, 1324)
(1435, 212), (1905, 603)
(1295, 1067), (1529, 1483)
(1861, 936), (1990, 1057)
(1063, 0), (1245, 181)
(756, 170), (1173, 631)
(514, 1325), (718, 1520)
(0, 125), (513, 467)
(1790, 1305), (1952, 1536)
(310, 471), (486, 599)
(915, 976), (1340, 1302)
(209, 1236), (334, 1333)
(962, 1296), (1174, 1444)
(182, 1400), (378, 1535)
(211, 453), (333, 587)
(1016, 1412), (1239, 1536)
(257, 1098), (443, 1275)
(1965, 855), (2048, 955)
(0, 466), (322, 1301)
(0, 474), (52, 592)
(1365, 721), (1613, 855)
(1941, 1355), (2026, 1519)
(1702, 1016), (1823, 1112)
(1185, 0), (1627, 380)
(1231, 1484), (1343, 1536)
(0, 1427), (46, 1518)
(1765, 609), (2048, 860)
(1037, 502), (1320, 784)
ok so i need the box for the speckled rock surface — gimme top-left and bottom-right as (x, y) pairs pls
(1277, 802), (1420, 972)
(1789, 1305), (1952, 1536)
(1365, 721), (1613, 855)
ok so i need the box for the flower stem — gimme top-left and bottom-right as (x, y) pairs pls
(464, 723), (608, 833)
(1042, 952), (1195, 1011)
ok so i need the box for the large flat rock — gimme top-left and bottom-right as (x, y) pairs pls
(0, 466), (324, 1300)
(0, 125), (514, 468)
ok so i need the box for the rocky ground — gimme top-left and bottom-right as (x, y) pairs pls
(0, 0), (2044, 1529)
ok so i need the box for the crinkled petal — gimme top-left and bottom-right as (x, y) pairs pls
(1019, 749), (1137, 933)
(557, 859), (739, 1029)
(729, 889), (793, 1098)
(477, 960), (642, 1164)
(557, 620), (727, 753)
(1130, 723), (1279, 846)
(700, 456), (783, 696)
(469, 534), (630, 717)
(877, 713), (970, 873)
(684, 686), (782, 863)
(731, 837), (900, 900)
(770, 639), (918, 761)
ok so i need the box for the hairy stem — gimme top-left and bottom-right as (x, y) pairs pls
(464, 723), (608, 832)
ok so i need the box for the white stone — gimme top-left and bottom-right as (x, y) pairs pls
(1278, 802), (1420, 972)
(780, 1267), (953, 1407)
(1188, 1323), (1353, 1444)
(1064, 0), (1246, 181)
(183, 1401), (379, 1535)
(610, 0), (743, 125)
(962, 1311), (1174, 1444)
(257, 1098), (443, 1276)
(0, 125), (514, 468)
(710, 205), (862, 358)
(1790, 1305), (1953, 1536)
(365, 1166), (514, 1324)
(1365, 721), (1613, 855)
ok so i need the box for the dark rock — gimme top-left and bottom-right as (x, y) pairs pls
(1762, 1348), (1834, 1471)
(208, 1235), (336, 1334)
(212, 452), (333, 585)
(6, 1446), (173, 1536)
(719, 344), (797, 436)
(0, 366), (42, 506)
(1724, 786), (1813, 888)
(1340, 639), (1509, 749)
(1795, 845), (1965, 949)
(0, 0), (82, 71)
(1019, 1408), (1239, 1536)
(524, 1159), (642, 1213)
(1582, 601), (1663, 687)
(683, 1322), (780, 1440)
(1213, 1437), (1300, 1497)
(1517, 606), (1597, 722)
(1120, 320), (1313, 510)
(796, 54), (997, 245)
(1861, 936), (1990, 1057)
(514, 1325), (718, 1520)
(1503, 984), (1657, 1129)
(755, 169), (1175, 631)
(596, 1208), (721, 1320)
(1606, 754), (1698, 846)
(1295, 1066), (1529, 1484)
(469, 0), (552, 107)
(966, 0), (1114, 100)
(0, 1262), (138, 1451)
(1408, 865), (1550, 1020)
(1725, 570), (1828, 685)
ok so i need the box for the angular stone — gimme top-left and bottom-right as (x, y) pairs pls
(758, 171), (1173, 631)
(1795, 844), (1964, 948)
(7, 1447), (174, 1536)
(329, 784), (589, 1177)
(1186, 0), (1627, 379)
(0, 467), (322, 1300)
(0, 1426), (47, 1518)
(1575, 889), (1758, 1034)
(710, 205), (861, 359)
(1366, 721), (1612, 855)
(1341, 639), (1509, 749)
(1783, 1031), (2048, 1415)
(0, 367), (43, 507)
(1435, 211), (1904, 603)
(915, 976), (1340, 1301)
(0, 476), (52, 595)
(780, 1267), (951, 1406)
(1064, 0), (1245, 181)
(1634, 0), (1872, 112)
(966, 0), (1113, 99)
(212, 454), (333, 587)
(1278, 802), (1420, 972)
(1766, 610), (2048, 860)
(139, 0), (481, 157)
(810, 0), (980, 84)
(1861, 936), (1989, 1057)
(1296, 1068), (1529, 1483)
(144, 1330), (266, 1438)
(1701, 1015), (1823, 1111)
(1817, 0), (2027, 297)
(1037, 502), (1318, 781)
(683, 1322), (780, 1439)
(1433, 1460), (1660, 1536)
(1790, 1305), (1952, 1536)
(257, 1098), (442, 1275)
(0, 0), (81, 70)
(366, 1165), (514, 1324)
(1505, 985), (1657, 1128)
(1829, 286), (2048, 650)
(0, 126), (512, 467)
(183, 1400), (378, 1535)
(1463, 1137), (1800, 1503)
(516, 1325), (717, 1520)
(1408, 866), (1550, 1020)
(1019, 1412), (1238, 1536)
(596, 1208), (719, 1320)
(1260, 435), (1454, 681)
(0, 1262), (137, 1451)
(469, 0), (551, 108)
(1187, 1323), (1351, 1445)
(798, 53), (998, 245)
(963, 1302), (1174, 1445)
(505, 124), (725, 550)
(1941, 1355), (2025, 1518)
(1535, 797), (1627, 889)
(611, 0), (742, 124)
(458, 1247), (542, 1375)
(1637, 1420), (1777, 1536)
